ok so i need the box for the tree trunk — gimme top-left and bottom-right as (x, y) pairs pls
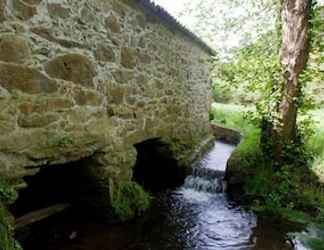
(273, 0), (312, 162)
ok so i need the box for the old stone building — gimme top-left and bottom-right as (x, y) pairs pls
(0, 0), (214, 229)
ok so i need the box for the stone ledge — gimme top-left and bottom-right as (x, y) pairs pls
(210, 122), (242, 145)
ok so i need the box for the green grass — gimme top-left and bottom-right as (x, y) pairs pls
(110, 181), (151, 221)
(211, 103), (254, 133)
(307, 109), (324, 181)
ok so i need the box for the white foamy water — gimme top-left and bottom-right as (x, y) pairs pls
(174, 140), (256, 250)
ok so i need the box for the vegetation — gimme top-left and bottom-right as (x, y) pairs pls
(211, 103), (324, 248)
(210, 2), (324, 248)
(0, 180), (17, 206)
(110, 181), (151, 221)
(0, 179), (19, 250)
(175, 0), (276, 58)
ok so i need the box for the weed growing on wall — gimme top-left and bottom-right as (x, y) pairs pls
(110, 181), (151, 221)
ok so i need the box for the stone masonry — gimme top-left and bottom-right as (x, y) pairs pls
(0, 0), (214, 213)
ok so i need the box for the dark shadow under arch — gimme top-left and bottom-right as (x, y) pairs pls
(133, 138), (187, 192)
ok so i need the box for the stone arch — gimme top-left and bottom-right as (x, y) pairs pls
(10, 158), (96, 220)
(132, 137), (187, 192)
(10, 135), (192, 226)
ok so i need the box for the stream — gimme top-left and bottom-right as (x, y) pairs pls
(18, 141), (303, 250)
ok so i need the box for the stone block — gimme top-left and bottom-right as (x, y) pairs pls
(18, 113), (59, 128)
(48, 3), (70, 19)
(0, 62), (57, 94)
(95, 44), (115, 62)
(107, 86), (125, 105)
(45, 54), (96, 88)
(12, 0), (37, 20)
(121, 47), (137, 69)
(19, 98), (74, 114)
(73, 88), (102, 106)
(0, 34), (31, 63)
(105, 14), (121, 33)
(112, 69), (134, 84)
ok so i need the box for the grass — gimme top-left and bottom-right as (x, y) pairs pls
(307, 109), (324, 182)
(110, 181), (151, 221)
(211, 103), (254, 133)
(211, 102), (324, 249)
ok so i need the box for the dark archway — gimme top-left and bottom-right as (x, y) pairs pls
(133, 138), (187, 192)
(10, 159), (94, 219)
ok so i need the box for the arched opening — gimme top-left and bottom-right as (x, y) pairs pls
(10, 159), (96, 226)
(133, 138), (186, 192)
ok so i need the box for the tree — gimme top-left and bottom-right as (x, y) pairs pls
(271, 0), (313, 163)
(174, 0), (277, 59)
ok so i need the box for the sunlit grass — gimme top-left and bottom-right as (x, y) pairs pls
(211, 103), (256, 135)
(308, 109), (324, 181)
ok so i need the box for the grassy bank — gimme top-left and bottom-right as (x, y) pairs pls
(211, 103), (324, 249)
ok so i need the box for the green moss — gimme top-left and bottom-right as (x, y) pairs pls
(110, 181), (151, 221)
(47, 134), (74, 148)
(0, 179), (17, 206)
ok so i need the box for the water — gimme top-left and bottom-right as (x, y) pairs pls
(19, 141), (299, 250)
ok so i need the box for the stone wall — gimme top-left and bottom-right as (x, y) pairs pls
(0, 0), (213, 214)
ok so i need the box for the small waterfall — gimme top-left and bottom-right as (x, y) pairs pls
(182, 141), (235, 194)
(183, 167), (226, 193)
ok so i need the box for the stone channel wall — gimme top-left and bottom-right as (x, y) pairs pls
(0, 0), (213, 214)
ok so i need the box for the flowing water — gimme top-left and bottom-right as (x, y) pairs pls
(19, 141), (301, 250)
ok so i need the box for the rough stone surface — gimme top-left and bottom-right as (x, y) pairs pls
(11, 0), (37, 20)
(0, 0), (213, 220)
(0, 0), (6, 21)
(0, 62), (57, 94)
(95, 44), (115, 62)
(47, 3), (70, 19)
(45, 54), (96, 88)
(0, 34), (31, 63)
(105, 14), (121, 33)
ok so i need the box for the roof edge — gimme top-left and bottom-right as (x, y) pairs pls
(136, 0), (216, 56)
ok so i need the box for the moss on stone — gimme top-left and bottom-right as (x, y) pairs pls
(110, 181), (151, 221)
(226, 127), (263, 185)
